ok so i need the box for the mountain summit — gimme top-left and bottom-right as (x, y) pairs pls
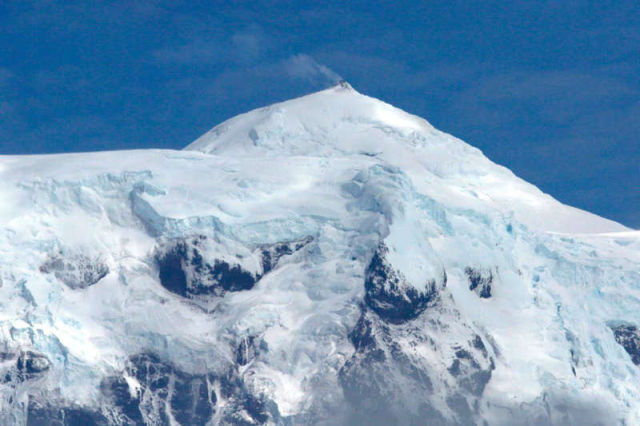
(185, 81), (432, 157)
(0, 87), (638, 425)
(186, 83), (625, 235)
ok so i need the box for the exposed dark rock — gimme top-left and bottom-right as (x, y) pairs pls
(27, 399), (109, 426)
(155, 235), (312, 300)
(101, 375), (143, 424)
(40, 253), (108, 289)
(472, 335), (488, 357)
(461, 369), (493, 397)
(210, 366), (279, 425)
(451, 339), (494, 397)
(339, 309), (443, 425)
(170, 374), (213, 426)
(455, 348), (472, 360)
(447, 393), (473, 422)
(155, 236), (257, 298)
(342, 288), (495, 425)
(348, 314), (386, 362)
(155, 241), (189, 297)
(610, 324), (640, 365)
(338, 243), (495, 423)
(235, 335), (267, 366)
(1, 350), (51, 385)
(364, 243), (438, 324)
(465, 267), (492, 299)
(448, 359), (461, 376)
(101, 352), (279, 426)
(260, 236), (313, 275)
(16, 351), (51, 381)
(102, 352), (215, 426)
(565, 330), (581, 376)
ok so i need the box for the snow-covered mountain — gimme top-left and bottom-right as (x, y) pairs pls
(1, 82), (639, 425)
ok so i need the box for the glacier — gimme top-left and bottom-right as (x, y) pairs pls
(0, 81), (639, 425)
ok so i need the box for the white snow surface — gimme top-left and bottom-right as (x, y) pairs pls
(0, 82), (638, 425)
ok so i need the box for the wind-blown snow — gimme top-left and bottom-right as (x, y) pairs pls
(0, 82), (638, 425)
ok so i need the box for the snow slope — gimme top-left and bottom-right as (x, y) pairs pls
(0, 82), (638, 425)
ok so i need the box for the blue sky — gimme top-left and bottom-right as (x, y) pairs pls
(0, 1), (638, 228)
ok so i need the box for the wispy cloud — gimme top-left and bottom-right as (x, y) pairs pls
(285, 54), (342, 85)
(152, 25), (270, 66)
(151, 26), (340, 88)
(231, 25), (269, 64)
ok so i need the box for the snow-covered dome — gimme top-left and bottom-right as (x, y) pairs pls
(0, 85), (638, 425)
(186, 82), (626, 235)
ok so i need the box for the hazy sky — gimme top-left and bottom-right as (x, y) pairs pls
(1, 1), (638, 227)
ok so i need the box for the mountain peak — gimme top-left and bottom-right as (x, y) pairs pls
(184, 83), (433, 158)
(184, 87), (627, 235)
(331, 79), (355, 91)
(1, 79), (637, 425)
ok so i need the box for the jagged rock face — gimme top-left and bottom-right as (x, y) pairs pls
(28, 366), (259, 426)
(339, 313), (445, 426)
(340, 307), (496, 425)
(260, 236), (314, 275)
(27, 402), (108, 426)
(364, 244), (438, 324)
(40, 253), (108, 289)
(464, 267), (492, 299)
(610, 324), (640, 365)
(105, 353), (278, 426)
(235, 335), (266, 367)
(155, 236), (258, 298)
(154, 235), (313, 300)
(1, 351), (50, 385)
(16, 351), (51, 382)
(101, 353), (215, 425)
(339, 246), (495, 425)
